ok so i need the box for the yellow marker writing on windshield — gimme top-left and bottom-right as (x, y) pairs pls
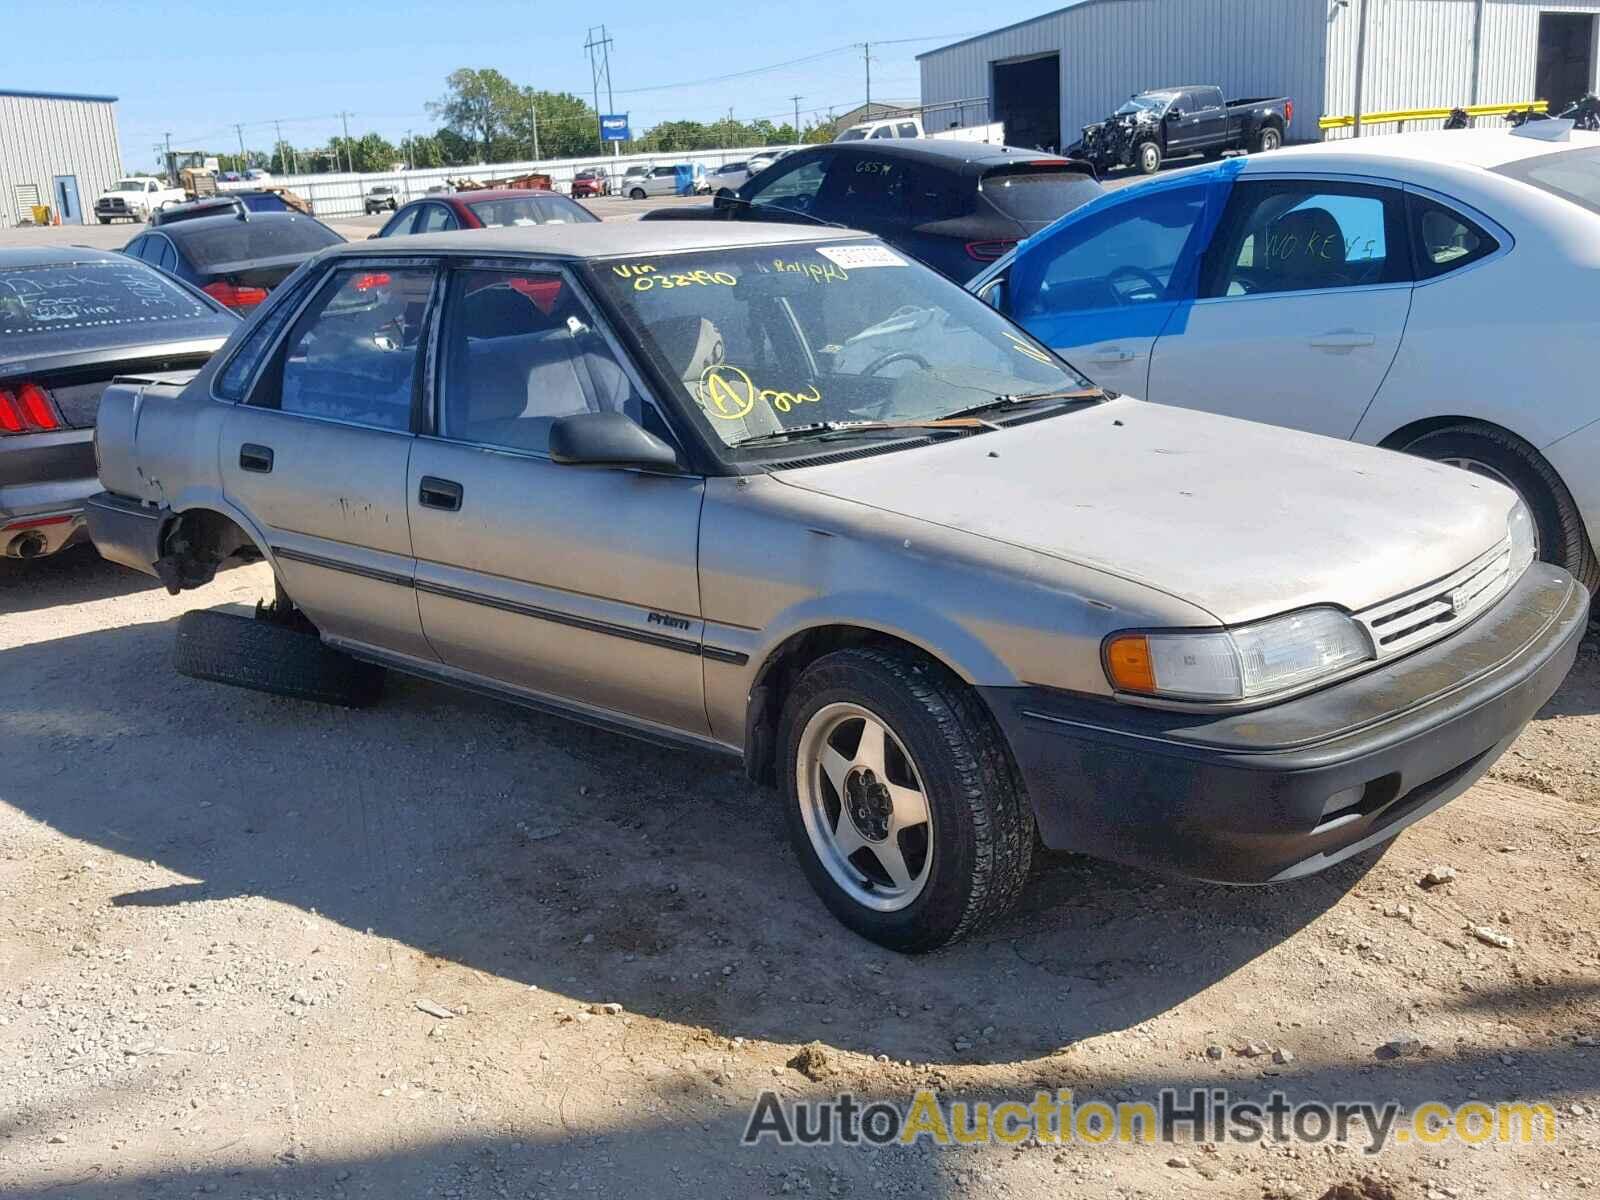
(699, 364), (757, 420)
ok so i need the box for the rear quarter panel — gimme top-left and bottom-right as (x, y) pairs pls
(1354, 172), (1600, 453)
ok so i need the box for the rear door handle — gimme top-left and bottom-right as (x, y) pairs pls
(418, 476), (463, 512)
(239, 443), (273, 473)
(1310, 331), (1376, 351)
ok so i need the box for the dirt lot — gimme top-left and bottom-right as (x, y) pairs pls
(1, 548), (1597, 1200)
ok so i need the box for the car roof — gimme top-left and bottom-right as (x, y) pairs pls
(1258, 127), (1600, 171)
(0, 245), (126, 268)
(818, 139), (1071, 170)
(443, 188), (557, 203)
(328, 220), (869, 260)
(160, 211), (324, 240)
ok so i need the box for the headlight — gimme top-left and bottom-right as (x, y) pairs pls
(1105, 608), (1373, 702)
(1506, 498), (1536, 579)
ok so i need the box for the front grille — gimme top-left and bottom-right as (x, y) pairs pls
(1355, 538), (1515, 658)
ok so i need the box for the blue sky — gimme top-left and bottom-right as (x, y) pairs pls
(8, 0), (1046, 170)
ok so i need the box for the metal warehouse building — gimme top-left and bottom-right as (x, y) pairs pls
(0, 88), (123, 228)
(919, 0), (1600, 150)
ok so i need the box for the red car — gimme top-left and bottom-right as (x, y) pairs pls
(374, 188), (599, 238)
(570, 170), (611, 198)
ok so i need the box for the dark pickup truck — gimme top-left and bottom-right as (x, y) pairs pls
(1069, 86), (1292, 176)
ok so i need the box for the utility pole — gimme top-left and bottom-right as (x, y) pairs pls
(791, 95), (803, 140)
(585, 25), (616, 156)
(406, 129), (414, 171)
(530, 103), (541, 161)
(163, 132), (173, 184)
(862, 43), (872, 110)
(339, 111), (353, 172)
(234, 124), (246, 171)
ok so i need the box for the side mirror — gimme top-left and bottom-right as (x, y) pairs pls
(549, 411), (680, 470)
(1166, 107), (1183, 120)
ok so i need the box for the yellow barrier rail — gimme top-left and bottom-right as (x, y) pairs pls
(1319, 101), (1548, 131)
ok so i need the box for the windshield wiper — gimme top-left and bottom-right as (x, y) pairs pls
(736, 417), (993, 450)
(938, 387), (1106, 423)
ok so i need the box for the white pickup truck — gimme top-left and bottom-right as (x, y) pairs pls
(94, 177), (187, 224)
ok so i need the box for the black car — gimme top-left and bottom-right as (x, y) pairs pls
(124, 211), (345, 312)
(644, 140), (1102, 283)
(152, 191), (305, 227)
(0, 247), (236, 559)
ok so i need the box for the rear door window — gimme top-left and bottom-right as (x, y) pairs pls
(897, 122), (920, 138)
(269, 266), (436, 430)
(825, 155), (910, 227)
(154, 238), (178, 273)
(417, 204), (458, 233)
(1200, 180), (1408, 297)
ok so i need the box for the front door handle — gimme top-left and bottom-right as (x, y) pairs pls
(1088, 345), (1139, 365)
(1310, 331), (1376, 352)
(418, 476), (463, 512)
(239, 443), (273, 473)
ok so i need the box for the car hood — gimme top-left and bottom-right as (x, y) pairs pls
(772, 398), (1516, 625)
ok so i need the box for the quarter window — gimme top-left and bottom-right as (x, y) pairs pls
(1407, 193), (1499, 280)
(271, 266), (435, 430)
(1202, 181), (1408, 298)
(439, 269), (646, 455)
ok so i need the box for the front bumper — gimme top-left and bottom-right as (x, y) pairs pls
(983, 564), (1588, 884)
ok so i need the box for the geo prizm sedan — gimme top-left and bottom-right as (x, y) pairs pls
(86, 223), (1588, 951)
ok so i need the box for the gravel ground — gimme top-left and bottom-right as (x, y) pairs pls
(1, 548), (1597, 1199)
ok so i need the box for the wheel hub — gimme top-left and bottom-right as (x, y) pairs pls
(845, 768), (893, 842)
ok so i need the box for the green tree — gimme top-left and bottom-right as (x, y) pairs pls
(429, 68), (523, 159)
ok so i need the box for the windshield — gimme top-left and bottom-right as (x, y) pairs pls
(589, 241), (1089, 454)
(177, 217), (343, 268)
(466, 194), (599, 226)
(0, 260), (231, 354)
(1493, 146), (1600, 217)
(111, 180), (148, 192)
(1115, 93), (1173, 116)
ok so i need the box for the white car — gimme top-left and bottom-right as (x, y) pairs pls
(94, 177), (186, 224)
(974, 127), (1600, 589)
(709, 160), (752, 194)
(625, 164), (708, 199)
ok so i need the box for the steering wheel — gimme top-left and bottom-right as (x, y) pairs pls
(1106, 265), (1165, 304)
(861, 350), (933, 378)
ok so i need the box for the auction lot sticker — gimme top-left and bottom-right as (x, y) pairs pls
(815, 245), (906, 270)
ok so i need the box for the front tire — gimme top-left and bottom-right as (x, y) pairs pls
(1398, 424), (1599, 591)
(174, 608), (385, 707)
(777, 646), (1033, 953)
(1256, 125), (1282, 153)
(629, 187), (647, 200)
(1135, 140), (1162, 175)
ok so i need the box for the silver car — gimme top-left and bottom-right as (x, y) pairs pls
(86, 223), (1587, 952)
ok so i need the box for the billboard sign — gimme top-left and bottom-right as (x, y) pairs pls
(600, 115), (630, 142)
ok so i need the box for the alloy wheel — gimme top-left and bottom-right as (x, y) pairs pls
(795, 702), (934, 912)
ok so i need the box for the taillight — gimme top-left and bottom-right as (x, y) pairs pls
(203, 281), (270, 308)
(965, 239), (1018, 262)
(1285, 100), (1294, 127)
(0, 382), (62, 435)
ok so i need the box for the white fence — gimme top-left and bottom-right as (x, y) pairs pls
(261, 144), (801, 220)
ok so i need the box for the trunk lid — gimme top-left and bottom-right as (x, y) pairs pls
(773, 398), (1514, 625)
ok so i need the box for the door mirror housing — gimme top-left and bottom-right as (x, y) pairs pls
(1166, 107), (1183, 121)
(549, 411), (680, 470)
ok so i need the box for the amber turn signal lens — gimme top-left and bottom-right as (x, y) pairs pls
(1105, 634), (1156, 693)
